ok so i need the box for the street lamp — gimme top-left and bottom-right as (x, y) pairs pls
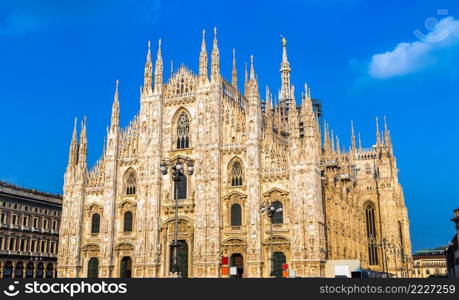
(160, 158), (194, 277)
(260, 202), (283, 278)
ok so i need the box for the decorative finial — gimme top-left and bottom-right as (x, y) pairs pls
(214, 26), (217, 36)
(148, 40), (151, 50)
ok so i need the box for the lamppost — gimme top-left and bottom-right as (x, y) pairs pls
(260, 202), (283, 277)
(160, 157), (194, 278)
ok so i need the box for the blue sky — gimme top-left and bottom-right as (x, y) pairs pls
(0, 0), (458, 252)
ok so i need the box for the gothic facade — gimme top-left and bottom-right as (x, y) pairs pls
(57, 30), (412, 278)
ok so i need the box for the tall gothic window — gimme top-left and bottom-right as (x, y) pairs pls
(231, 161), (243, 187)
(124, 211), (133, 232)
(174, 173), (187, 200)
(365, 203), (379, 265)
(91, 213), (100, 234)
(231, 204), (242, 226)
(176, 113), (190, 149)
(125, 170), (136, 195)
(271, 201), (283, 224)
(87, 258), (99, 278)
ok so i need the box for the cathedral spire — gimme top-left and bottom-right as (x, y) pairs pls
(250, 55), (255, 80)
(211, 27), (220, 82)
(199, 29), (208, 82)
(78, 117), (87, 170)
(384, 116), (392, 149)
(244, 62), (248, 84)
(358, 132), (362, 151)
(336, 135), (341, 155)
(323, 121), (331, 153)
(154, 39), (163, 94)
(68, 117), (79, 167)
(375, 117), (381, 146)
(279, 36), (292, 107)
(143, 40), (153, 95)
(111, 80), (120, 128)
(266, 86), (272, 112)
(351, 120), (356, 152)
(301, 83), (313, 117)
(331, 129), (335, 153)
(232, 48), (238, 88)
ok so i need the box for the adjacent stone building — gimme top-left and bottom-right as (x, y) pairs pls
(412, 247), (448, 278)
(0, 182), (62, 278)
(57, 30), (412, 278)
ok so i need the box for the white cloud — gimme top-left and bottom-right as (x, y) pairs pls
(368, 17), (459, 79)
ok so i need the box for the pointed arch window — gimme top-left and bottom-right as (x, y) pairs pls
(124, 211), (133, 232)
(176, 113), (190, 149)
(365, 203), (379, 265)
(231, 204), (242, 226)
(125, 170), (137, 195)
(91, 213), (100, 234)
(231, 161), (243, 187)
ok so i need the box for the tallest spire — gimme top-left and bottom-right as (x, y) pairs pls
(279, 36), (292, 108)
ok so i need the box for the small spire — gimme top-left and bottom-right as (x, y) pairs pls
(201, 29), (206, 50)
(232, 48), (238, 88)
(351, 120), (356, 151)
(142, 39), (153, 95)
(213, 26), (217, 47)
(331, 129), (335, 152)
(250, 55), (255, 80)
(384, 116), (392, 148)
(111, 80), (120, 127)
(323, 121), (331, 152)
(336, 135), (341, 155)
(154, 38), (163, 93)
(72, 117), (78, 142)
(77, 116), (87, 170)
(244, 62), (248, 83)
(146, 40), (152, 64)
(199, 29), (208, 81)
(68, 117), (79, 167)
(358, 132), (362, 151)
(211, 26), (220, 82)
(376, 117), (381, 145)
(266, 86), (273, 113)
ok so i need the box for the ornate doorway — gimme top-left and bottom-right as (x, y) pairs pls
(230, 253), (244, 278)
(272, 252), (286, 278)
(170, 240), (188, 278)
